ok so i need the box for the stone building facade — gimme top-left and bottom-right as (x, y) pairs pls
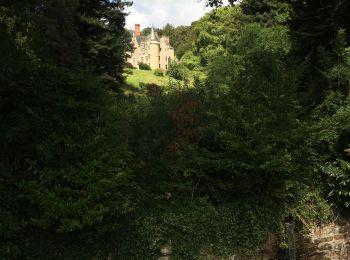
(127, 24), (175, 70)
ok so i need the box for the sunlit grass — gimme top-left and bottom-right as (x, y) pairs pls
(124, 69), (169, 88)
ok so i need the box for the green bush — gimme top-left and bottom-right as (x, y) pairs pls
(124, 68), (133, 75)
(138, 62), (151, 70)
(311, 92), (350, 212)
(125, 62), (135, 69)
(153, 68), (164, 77)
(180, 51), (202, 71)
(0, 27), (139, 259)
(167, 62), (188, 80)
(113, 200), (285, 259)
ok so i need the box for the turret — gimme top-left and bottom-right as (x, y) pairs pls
(149, 27), (160, 69)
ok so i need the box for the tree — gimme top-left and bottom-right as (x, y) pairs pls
(288, 0), (350, 55)
(0, 1), (138, 258)
(185, 24), (300, 199)
(193, 6), (247, 65)
(286, 0), (350, 101)
(1, 0), (132, 88)
(141, 27), (152, 36)
(208, 0), (350, 101)
(326, 29), (350, 96)
(115, 23), (304, 259)
(161, 23), (175, 39)
(180, 51), (201, 71)
(77, 0), (132, 84)
(171, 25), (197, 58)
(205, 0), (236, 8)
(240, 0), (290, 25)
(310, 92), (350, 212)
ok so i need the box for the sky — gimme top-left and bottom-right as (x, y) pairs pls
(125, 0), (214, 30)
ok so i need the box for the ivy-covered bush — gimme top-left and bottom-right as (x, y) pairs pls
(113, 200), (285, 260)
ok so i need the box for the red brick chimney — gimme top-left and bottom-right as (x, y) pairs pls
(135, 24), (141, 36)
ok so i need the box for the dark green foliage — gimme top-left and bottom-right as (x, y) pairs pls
(141, 27), (152, 36)
(180, 51), (201, 71)
(124, 68), (133, 75)
(125, 62), (135, 69)
(167, 62), (188, 80)
(153, 23), (197, 59)
(171, 25), (198, 59)
(2, 0), (350, 258)
(160, 23), (175, 39)
(29, 0), (82, 67)
(139, 83), (163, 97)
(114, 200), (285, 260)
(191, 24), (298, 199)
(240, 0), (290, 25)
(153, 68), (165, 77)
(158, 23), (198, 59)
(286, 0), (350, 101)
(288, 0), (350, 56)
(326, 29), (350, 96)
(193, 6), (247, 66)
(138, 62), (151, 70)
(121, 88), (288, 259)
(1, 0), (132, 87)
(0, 29), (138, 258)
(310, 92), (350, 212)
(206, 0), (236, 8)
(0, 1), (138, 258)
(77, 0), (132, 83)
(141, 26), (162, 37)
(218, 0), (350, 100)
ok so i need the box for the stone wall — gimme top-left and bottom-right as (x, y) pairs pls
(297, 219), (350, 260)
(157, 219), (350, 260)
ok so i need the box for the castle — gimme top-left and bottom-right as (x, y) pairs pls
(127, 24), (175, 70)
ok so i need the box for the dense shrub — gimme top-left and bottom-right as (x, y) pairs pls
(139, 83), (163, 96)
(124, 68), (133, 75)
(125, 62), (135, 69)
(153, 68), (165, 77)
(138, 62), (151, 70)
(167, 62), (188, 80)
(180, 51), (202, 71)
(112, 200), (285, 259)
(0, 24), (138, 259)
(310, 92), (350, 212)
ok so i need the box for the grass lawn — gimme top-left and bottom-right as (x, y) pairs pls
(124, 69), (169, 88)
